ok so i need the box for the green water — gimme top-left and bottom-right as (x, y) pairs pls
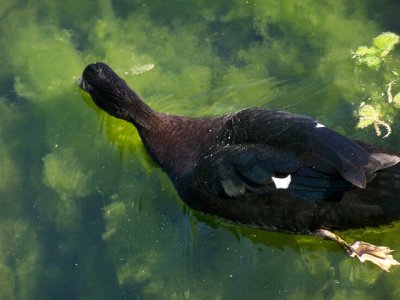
(1, 0), (400, 299)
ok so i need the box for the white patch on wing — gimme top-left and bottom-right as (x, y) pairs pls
(316, 123), (325, 128)
(272, 174), (292, 189)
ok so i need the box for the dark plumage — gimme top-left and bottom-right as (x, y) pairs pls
(79, 62), (400, 270)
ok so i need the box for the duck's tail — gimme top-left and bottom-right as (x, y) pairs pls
(316, 143), (400, 230)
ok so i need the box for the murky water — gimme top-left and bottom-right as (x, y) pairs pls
(1, 0), (400, 299)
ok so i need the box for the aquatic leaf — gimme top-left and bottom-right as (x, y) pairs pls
(393, 92), (400, 108)
(373, 32), (400, 57)
(353, 32), (399, 70)
(356, 104), (380, 128)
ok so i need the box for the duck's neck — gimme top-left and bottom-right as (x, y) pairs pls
(120, 91), (160, 130)
(135, 113), (226, 179)
(116, 90), (227, 178)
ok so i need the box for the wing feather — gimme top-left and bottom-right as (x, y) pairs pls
(193, 109), (399, 202)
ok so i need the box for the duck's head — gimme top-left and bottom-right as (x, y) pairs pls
(79, 62), (138, 119)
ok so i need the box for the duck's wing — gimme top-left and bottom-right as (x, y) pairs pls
(193, 109), (400, 201)
(193, 143), (354, 202)
(220, 108), (399, 189)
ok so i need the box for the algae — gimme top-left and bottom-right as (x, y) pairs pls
(0, 0), (400, 299)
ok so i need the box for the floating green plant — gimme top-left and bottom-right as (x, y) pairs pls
(356, 103), (392, 138)
(353, 32), (399, 70)
(353, 32), (400, 138)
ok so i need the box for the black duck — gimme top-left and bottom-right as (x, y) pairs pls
(79, 62), (400, 271)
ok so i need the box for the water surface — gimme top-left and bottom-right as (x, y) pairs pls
(1, 0), (400, 299)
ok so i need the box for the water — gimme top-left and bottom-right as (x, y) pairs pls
(1, 0), (400, 299)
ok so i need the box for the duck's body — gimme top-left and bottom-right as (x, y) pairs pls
(79, 62), (400, 270)
(152, 109), (400, 234)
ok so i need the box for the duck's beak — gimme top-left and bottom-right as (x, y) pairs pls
(78, 77), (90, 92)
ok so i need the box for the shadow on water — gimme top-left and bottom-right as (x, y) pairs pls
(188, 207), (340, 256)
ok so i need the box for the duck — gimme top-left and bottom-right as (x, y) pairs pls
(78, 62), (400, 271)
